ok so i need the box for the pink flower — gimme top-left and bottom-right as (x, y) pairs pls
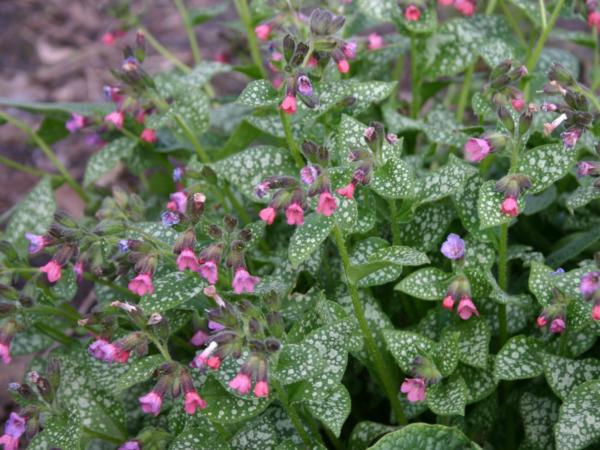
(337, 183), (356, 199)
(561, 128), (582, 149)
(440, 233), (465, 260)
(66, 113), (86, 133)
(190, 330), (209, 347)
(316, 192), (337, 216)
(457, 296), (479, 320)
(286, 203), (304, 226)
(580, 272), (600, 299)
(307, 57), (318, 68)
(184, 391), (207, 414)
(254, 381), (269, 398)
(0, 342), (11, 365)
(0, 435), (18, 450)
(442, 295), (455, 310)
(88, 339), (113, 361)
(342, 41), (357, 59)
(104, 111), (124, 129)
(337, 59), (350, 73)
(589, 11), (600, 31)
(229, 372), (252, 395)
(400, 378), (426, 402)
(454, 0), (475, 16)
(259, 207), (277, 225)
(203, 285), (225, 307)
(511, 97), (525, 112)
(300, 165), (319, 185)
(207, 356), (221, 370)
(280, 95), (297, 114)
(438, 0), (454, 5)
(255, 23), (272, 41)
(367, 33), (384, 50)
(543, 113), (567, 136)
(140, 128), (157, 143)
(405, 4), (421, 21)
(0, 412), (26, 449)
(198, 260), (218, 285)
(177, 248), (199, 272)
(128, 273), (154, 296)
(500, 197), (519, 217)
(118, 441), (141, 450)
(550, 318), (565, 334)
(592, 304), (600, 321)
(73, 260), (84, 283)
(40, 260), (62, 283)
(232, 268), (260, 294)
(536, 315), (547, 328)
(101, 32), (116, 45)
(464, 138), (491, 163)
(191, 342), (218, 369)
(578, 161), (599, 177)
(170, 191), (188, 214)
(139, 391), (162, 416)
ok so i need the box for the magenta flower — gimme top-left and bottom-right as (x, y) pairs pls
(207, 356), (221, 370)
(25, 232), (46, 254)
(549, 318), (565, 334)
(536, 315), (548, 328)
(400, 378), (426, 402)
(280, 95), (297, 115)
(561, 128), (582, 149)
(337, 183), (356, 199)
(259, 206), (277, 225)
(342, 41), (357, 59)
(232, 268), (260, 294)
(40, 260), (62, 283)
(316, 192), (337, 216)
(440, 233), (465, 260)
(580, 272), (600, 299)
(229, 372), (252, 395)
(73, 260), (84, 283)
(511, 97), (525, 112)
(300, 165), (319, 185)
(118, 441), (141, 450)
(589, 11), (600, 30)
(208, 321), (225, 332)
(104, 110), (124, 129)
(190, 330), (209, 347)
(0, 412), (26, 450)
(285, 203), (304, 226)
(457, 296), (479, 320)
(128, 273), (154, 296)
(404, 4), (421, 21)
(177, 248), (199, 272)
(139, 391), (163, 416)
(500, 197), (519, 217)
(0, 342), (11, 365)
(337, 59), (350, 73)
(140, 128), (157, 143)
(198, 260), (218, 285)
(254, 23), (272, 41)
(367, 33), (384, 50)
(254, 381), (269, 398)
(255, 181), (270, 198)
(184, 391), (207, 414)
(66, 113), (86, 133)
(464, 138), (491, 163)
(190, 341), (218, 369)
(88, 339), (113, 361)
(454, 0), (475, 15)
(169, 191), (188, 214)
(577, 161), (599, 177)
(442, 295), (455, 310)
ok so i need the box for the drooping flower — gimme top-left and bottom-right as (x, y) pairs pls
(88, 339), (112, 360)
(580, 272), (600, 299)
(578, 161), (599, 177)
(232, 268), (260, 294)
(0, 341), (11, 365)
(342, 41), (357, 59)
(177, 248), (199, 272)
(184, 391), (207, 415)
(543, 113), (567, 136)
(367, 33), (384, 50)
(442, 295), (455, 310)
(25, 232), (46, 254)
(386, 133), (399, 145)
(500, 197), (519, 217)
(66, 113), (86, 133)
(511, 96), (525, 112)
(73, 260), (84, 283)
(592, 303), (600, 321)
(337, 59), (350, 73)
(104, 110), (124, 129)
(139, 391), (163, 416)
(337, 182), (355, 199)
(561, 128), (582, 149)
(536, 315), (548, 328)
(255, 181), (270, 198)
(400, 378), (426, 402)
(101, 31), (116, 45)
(300, 165), (319, 185)
(404, 4), (421, 21)
(440, 233), (465, 260)
(285, 203), (305, 226)
(255, 23), (272, 41)
(169, 192), (188, 214)
(549, 317), (566, 334)
(454, 0), (475, 16)
(0, 412), (26, 450)
(457, 296), (479, 320)
(118, 441), (141, 450)
(316, 192), (337, 216)
(208, 321), (225, 332)
(190, 341), (218, 369)
(588, 10), (600, 31)
(297, 75), (313, 97)
(464, 138), (491, 163)
(190, 330), (209, 347)
(140, 128), (157, 143)
(254, 381), (269, 398)
(198, 260), (218, 285)
(161, 211), (180, 227)
(229, 372), (252, 395)
(280, 94), (297, 114)
(40, 260), (62, 283)
(128, 273), (155, 296)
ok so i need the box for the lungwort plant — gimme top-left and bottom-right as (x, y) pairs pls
(2, 0), (600, 449)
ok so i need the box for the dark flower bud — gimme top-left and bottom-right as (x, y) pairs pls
(490, 59), (513, 80)
(230, 240), (246, 253)
(565, 91), (588, 111)
(238, 228), (252, 242)
(302, 140), (319, 159)
(364, 122), (385, 153)
(290, 42), (309, 67)
(549, 62), (576, 87)
(223, 215), (238, 232)
(265, 337), (282, 353)
(496, 174), (531, 198)
(283, 34), (295, 62)
(490, 73), (511, 90)
(248, 318), (262, 335)
(310, 9), (345, 36)
(519, 111), (533, 135)
(498, 106), (515, 133)
(248, 339), (266, 353)
(208, 224), (223, 240)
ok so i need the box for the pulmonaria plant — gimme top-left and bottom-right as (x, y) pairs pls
(2, 1), (600, 449)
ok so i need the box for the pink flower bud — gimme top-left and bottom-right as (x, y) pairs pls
(280, 95), (297, 114)
(580, 272), (600, 299)
(104, 111), (124, 129)
(0, 342), (11, 365)
(229, 372), (252, 395)
(254, 381), (269, 398)
(464, 138), (491, 163)
(101, 32), (116, 45)
(259, 207), (277, 225)
(232, 268), (260, 294)
(66, 113), (86, 133)
(457, 296), (479, 320)
(40, 260), (62, 283)
(285, 203), (305, 226)
(198, 260), (218, 285)
(549, 318), (565, 334)
(316, 192), (337, 216)
(592, 304), (600, 321)
(255, 23), (272, 41)
(511, 97), (525, 112)
(588, 11), (600, 30)
(140, 128), (157, 143)
(337, 182), (356, 199)
(400, 377), (426, 402)
(207, 356), (221, 370)
(442, 295), (455, 310)
(367, 33), (384, 50)
(500, 197), (519, 217)
(139, 391), (162, 416)
(536, 315), (548, 328)
(184, 391), (207, 414)
(128, 273), (154, 296)
(404, 4), (421, 21)
(342, 41), (357, 59)
(337, 59), (350, 73)
(454, 0), (475, 16)
(543, 113), (567, 136)
(177, 248), (199, 272)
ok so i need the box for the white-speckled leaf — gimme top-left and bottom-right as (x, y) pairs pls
(231, 414), (279, 450)
(424, 108), (469, 148)
(115, 355), (164, 391)
(237, 80), (278, 107)
(543, 353), (600, 401)
(29, 413), (81, 450)
(368, 423), (480, 449)
(356, 0), (396, 21)
(434, 331), (460, 376)
(494, 335), (544, 380)
(478, 180), (525, 230)
(453, 319), (491, 369)
(461, 236), (495, 270)
(127, 221), (179, 246)
(383, 330), (436, 373)
(516, 144), (576, 194)
(395, 267), (449, 300)
(288, 213), (333, 268)
(453, 174), (485, 237)
(203, 376), (272, 423)
(350, 238), (403, 287)
(415, 155), (476, 205)
(555, 380), (600, 450)
(214, 146), (297, 201)
(83, 138), (136, 186)
(138, 271), (205, 313)
(371, 157), (416, 199)
(306, 383), (351, 437)
(334, 195), (358, 231)
(426, 376), (467, 416)
(519, 391), (559, 450)
(274, 342), (325, 385)
(566, 184), (600, 212)
(398, 203), (454, 252)
(457, 361), (497, 403)
(370, 245), (430, 266)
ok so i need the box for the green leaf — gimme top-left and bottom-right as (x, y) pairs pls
(398, 203), (454, 252)
(546, 224), (600, 268)
(274, 342), (325, 385)
(306, 383), (351, 437)
(519, 391), (560, 450)
(368, 423), (480, 449)
(138, 271), (206, 313)
(213, 145), (297, 201)
(288, 213), (334, 268)
(566, 184), (600, 212)
(158, 90), (210, 136)
(371, 157), (416, 199)
(415, 155), (476, 205)
(5, 177), (56, 255)
(231, 414), (279, 450)
(203, 377), (272, 423)
(555, 380), (600, 450)
(426, 376), (467, 416)
(543, 353), (600, 401)
(471, 92), (494, 121)
(83, 137), (137, 186)
(434, 332), (460, 376)
(237, 80), (278, 107)
(494, 336), (544, 380)
(127, 221), (179, 246)
(349, 238), (403, 287)
(30, 413), (81, 450)
(453, 174), (485, 237)
(478, 180), (525, 230)
(383, 330), (436, 373)
(10, 326), (54, 356)
(190, 4), (228, 24)
(348, 421), (397, 450)
(115, 355), (164, 391)
(516, 144), (576, 194)
(371, 245), (430, 267)
(395, 267), (448, 301)
(453, 319), (490, 369)
(355, 0), (397, 21)
(171, 423), (227, 450)
(457, 361), (497, 403)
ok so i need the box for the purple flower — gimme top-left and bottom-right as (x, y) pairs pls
(255, 181), (270, 198)
(169, 192), (188, 214)
(400, 378), (426, 403)
(232, 268), (260, 294)
(25, 232), (45, 254)
(577, 161), (599, 177)
(139, 391), (162, 416)
(300, 165), (319, 185)
(464, 138), (491, 163)
(561, 128), (582, 149)
(552, 268), (565, 275)
(550, 318), (565, 334)
(65, 113), (86, 133)
(161, 211), (180, 227)
(173, 167), (184, 182)
(208, 321), (225, 331)
(118, 240), (130, 252)
(297, 75), (313, 96)
(440, 233), (465, 260)
(580, 272), (600, 300)
(119, 441), (141, 450)
(4, 413), (26, 438)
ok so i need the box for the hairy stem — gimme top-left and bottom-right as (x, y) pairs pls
(272, 379), (314, 447)
(332, 225), (407, 424)
(173, 0), (202, 64)
(173, 113), (210, 163)
(497, 223), (509, 349)
(525, 0), (565, 73)
(410, 35), (421, 119)
(456, 62), (475, 123)
(279, 109), (305, 169)
(233, 0), (268, 79)
(388, 199), (401, 245)
(139, 26), (192, 73)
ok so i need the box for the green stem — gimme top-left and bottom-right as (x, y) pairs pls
(272, 379), (313, 447)
(499, 1), (527, 46)
(389, 55), (405, 108)
(388, 199), (401, 245)
(83, 273), (139, 300)
(140, 27), (192, 73)
(147, 333), (173, 362)
(301, 43), (315, 67)
(174, 0), (202, 64)
(173, 114), (210, 163)
(578, 86), (600, 113)
(525, 0), (565, 73)
(279, 109), (304, 169)
(34, 322), (76, 346)
(456, 62), (475, 123)
(593, 28), (600, 91)
(497, 223), (509, 349)
(0, 154), (56, 178)
(223, 183), (252, 224)
(538, 0), (547, 30)
(233, 0), (268, 79)
(485, 0), (498, 15)
(0, 111), (88, 203)
(410, 35), (421, 119)
(332, 225), (407, 425)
